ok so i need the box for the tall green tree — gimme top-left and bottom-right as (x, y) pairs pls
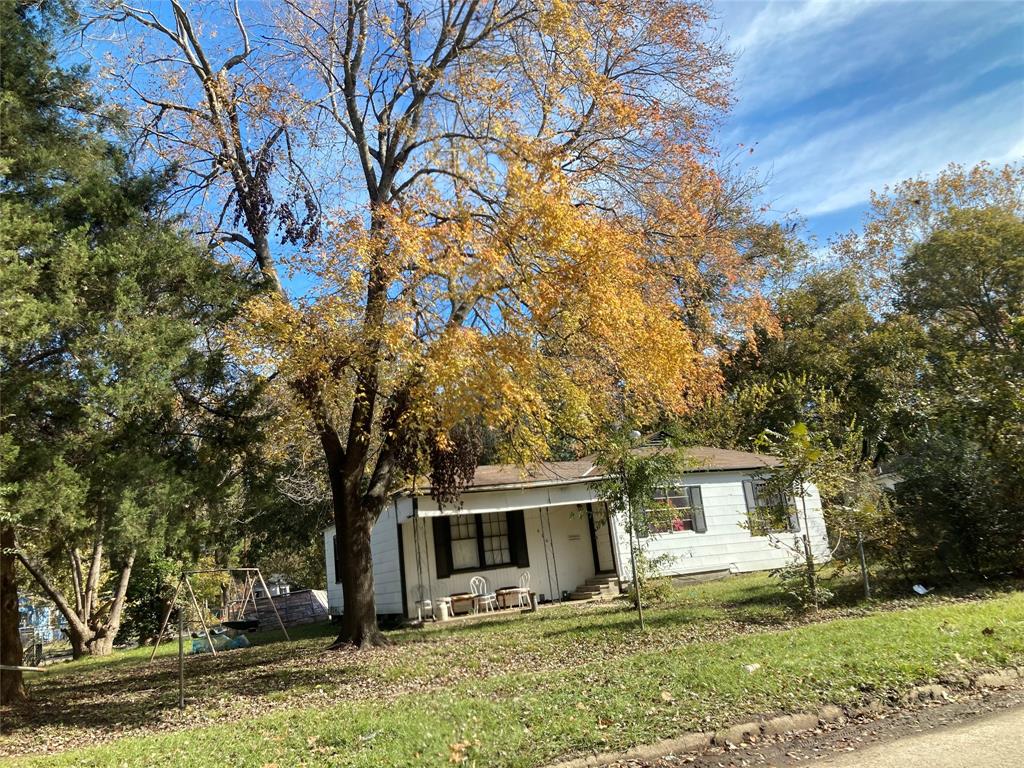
(834, 161), (1024, 304)
(890, 207), (1024, 576)
(1, 0), (257, 660)
(674, 164), (1023, 584)
(1, 0), (89, 702)
(679, 267), (922, 463)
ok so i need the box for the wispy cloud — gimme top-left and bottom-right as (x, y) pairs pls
(773, 81), (1024, 216)
(731, 0), (875, 59)
(727, 0), (1015, 115)
(716, 0), (1024, 232)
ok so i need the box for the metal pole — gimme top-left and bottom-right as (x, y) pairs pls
(858, 531), (871, 600)
(240, 574), (259, 620)
(149, 576), (184, 662)
(232, 575), (250, 621)
(177, 603), (185, 710)
(544, 507), (561, 601)
(183, 576), (217, 656)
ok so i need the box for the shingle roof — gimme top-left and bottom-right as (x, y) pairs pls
(419, 445), (779, 494)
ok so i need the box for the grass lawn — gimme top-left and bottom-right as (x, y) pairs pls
(3, 573), (1023, 767)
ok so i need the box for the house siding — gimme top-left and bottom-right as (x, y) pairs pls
(610, 472), (830, 579)
(323, 469), (831, 619)
(400, 505), (598, 614)
(323, 501), (404, 617)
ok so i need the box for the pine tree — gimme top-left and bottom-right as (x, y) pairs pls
(1, 0), (255, 670)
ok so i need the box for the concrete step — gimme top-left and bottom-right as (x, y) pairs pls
(566, 573), (622, 602)
(577, 585), (614, 598)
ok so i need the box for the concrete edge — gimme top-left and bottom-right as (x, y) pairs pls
(544, 667), (1024, 768)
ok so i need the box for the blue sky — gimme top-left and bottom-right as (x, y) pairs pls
(714, 0), (1024, 246)
(75, 1), (1022, 256)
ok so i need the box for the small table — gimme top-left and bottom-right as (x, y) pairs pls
(448, 593), (475, 616)
(496, 588), (532, 610)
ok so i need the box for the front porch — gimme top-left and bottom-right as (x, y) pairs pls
(398, 498), (622, 621)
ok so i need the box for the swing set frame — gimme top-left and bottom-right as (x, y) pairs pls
(148, 567), (289, 663)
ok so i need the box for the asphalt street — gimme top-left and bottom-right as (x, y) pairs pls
(813, 705), (1024, 768)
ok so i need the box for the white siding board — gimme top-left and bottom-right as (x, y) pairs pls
(325, 469), (831, 618)
(323, 502), (404, 617)
(609, 472), (830, 579)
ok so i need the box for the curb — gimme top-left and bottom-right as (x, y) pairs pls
(544, 667), (1023, 768)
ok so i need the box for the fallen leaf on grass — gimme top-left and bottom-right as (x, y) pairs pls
(449, 741), (469, 764)
(449, 739), (480, 764)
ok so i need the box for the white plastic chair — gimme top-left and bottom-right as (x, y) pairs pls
(414, 585), (434, 621)
(469, 576), (498, 613)
(512, 571), (531, 609)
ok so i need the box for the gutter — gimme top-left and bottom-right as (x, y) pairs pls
(402, 463), (779, 497)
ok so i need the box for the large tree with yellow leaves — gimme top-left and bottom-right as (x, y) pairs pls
(102, 0), (780, 646)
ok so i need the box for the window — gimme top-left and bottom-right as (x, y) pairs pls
(480, 512), (511, 566)
(432, 511), (529, 578)
(647, 486), (706, 535)
(450, 516), (481, 570)
(447, 513), (510, 570)
(742, 479), (800, 536)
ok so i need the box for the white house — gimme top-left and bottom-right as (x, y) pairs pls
(322, 445), (830, 620)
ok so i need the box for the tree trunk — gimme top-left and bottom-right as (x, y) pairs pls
(0, 525), (27, 705)
(65, 622), (95, 660)
(65, 624), (119, 659)
(799, 484), (818, 611)
(69, 631), (85, 658)
(90, 634), (116, 656)
(328, 488), (386, 648)
(67, 631), (113, 657)
(16, 540), (135, 659)
(104, 551), (136, 640)
(316, 421), (386, 648)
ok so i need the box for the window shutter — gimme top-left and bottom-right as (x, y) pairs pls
(432, 516), (453, 579)
(787, 491), (801, 532)
(507, 509), (530, 567)
(332, 534), (342, 584)
(742, 479), (760, 536)
(742, 479), (757, 511)
(689, 487), (707, 533)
